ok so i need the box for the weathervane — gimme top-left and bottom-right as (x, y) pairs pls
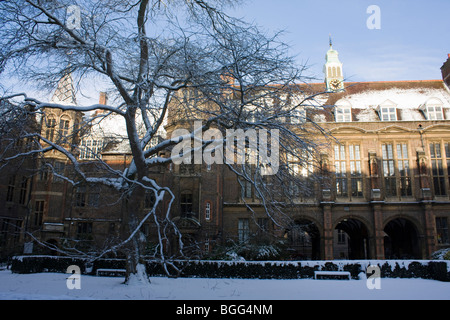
(329, 34), (333, 48)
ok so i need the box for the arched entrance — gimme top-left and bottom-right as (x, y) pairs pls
(384, 218), (420, 259)
(334, 218), (370, 260)
(286, 219), (320, 260)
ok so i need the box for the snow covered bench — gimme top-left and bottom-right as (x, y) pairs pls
(96, 268), (126, 277)
(314, 271), (351, 280)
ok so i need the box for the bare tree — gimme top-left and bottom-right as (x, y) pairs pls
(0, 0), (330, 284)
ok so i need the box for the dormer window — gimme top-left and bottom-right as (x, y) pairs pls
(335, 101), (352, 122)
(291, 108), (307, 124)
(420, 98), (444, 120)
(378, 100), (397, 121)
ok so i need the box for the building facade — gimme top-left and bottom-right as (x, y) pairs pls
(1, 45), (450, 262)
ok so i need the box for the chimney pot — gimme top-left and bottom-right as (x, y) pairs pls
(99, 92), (107, 105)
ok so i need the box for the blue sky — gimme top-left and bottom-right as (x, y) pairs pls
(231, 0), (450, 82)
(2, 1), (449, 105)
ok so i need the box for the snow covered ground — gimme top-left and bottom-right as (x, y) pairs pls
(0, 269), (449, 300)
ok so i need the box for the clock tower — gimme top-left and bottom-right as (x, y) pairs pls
(324, 37), (344, 92)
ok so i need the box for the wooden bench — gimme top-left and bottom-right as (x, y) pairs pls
(314, 271), (351, 280)
(96, 268), (127, 277)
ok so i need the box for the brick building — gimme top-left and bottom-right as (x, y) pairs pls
(1, 45), (450, 261)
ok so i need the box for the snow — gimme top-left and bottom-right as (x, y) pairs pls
(0, 269), (448, 300)
(335, 86), (450, 122)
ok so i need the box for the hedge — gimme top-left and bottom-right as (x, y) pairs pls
(10, 256), (450, 282)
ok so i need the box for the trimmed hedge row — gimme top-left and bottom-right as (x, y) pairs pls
(10, 255), (125, 275)
(10, 256), (450, 282)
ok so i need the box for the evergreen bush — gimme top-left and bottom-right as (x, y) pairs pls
(10, 256), (450, 282)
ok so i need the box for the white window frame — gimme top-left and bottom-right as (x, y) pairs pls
(378, 101), (398, 121)
(335, 106), (352, 122)
(420, 98), (445, 121)
(426, 105), (444, 120)
(205, 202), (211, 221)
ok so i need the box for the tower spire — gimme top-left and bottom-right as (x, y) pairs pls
(51, 72), (77, 105)
(324, 37), (344, 92)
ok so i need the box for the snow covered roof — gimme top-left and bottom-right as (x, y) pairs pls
(310, 80), (450, 123)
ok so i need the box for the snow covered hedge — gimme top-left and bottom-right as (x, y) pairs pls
(10, 256), (450, 282)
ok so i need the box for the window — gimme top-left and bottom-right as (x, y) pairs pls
(335, 106), (352, 122)
(378, 101), (397, 121)
(205, 202), (211, 221)
(39, 167), (49, 182)
(446, 143), (450, 189)
(397, 143), (412, 196)
(180, 193), (193, 217)
(18, 177), (28, 205)
(53, 161), (65, 182)
(45, 116), (57, 142)
(426, 105), (444, 120)
(1, 219), (9, 246)
(59, 117), (70, 139)
(75, 186), (86, 207)
(238, 218), (250, 243)
(291, 108), (306, 124)
(6, 175), (15, 202)
(34, 201), (44, 226)
(204, 238), (210, 253)
(79, 139), (103, 160)
(88, 192), (100, 208)
(382, 144), (396, 197)
(349, 144), (363, 197)
(241, 179), (252, 198)
(334, 145), (347, 197)
(77, 222), (93, 236)
(257, 218), (269, 233)
(337, 229), (347, 244)
(436, 217), (449, 244)
(380, 107), (397, 121)
(430, 143), (446, 196)
(421, 99), (444, 120)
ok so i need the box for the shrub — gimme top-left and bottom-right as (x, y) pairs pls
(10, 256), (450, 282)
(428, 262), (449, 282)
(11, 256), (87, 274)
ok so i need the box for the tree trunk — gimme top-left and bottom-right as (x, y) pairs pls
(123, 186), (151, 285)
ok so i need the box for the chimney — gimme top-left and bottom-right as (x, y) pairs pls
(94, 92), (108, 116)
(99, 92), (108, 105)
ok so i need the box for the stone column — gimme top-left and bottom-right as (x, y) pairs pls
(423, 203), (437, 258)
(322, 204), (334, 261)
(372, 204), (385, 259)
(320, 152), (334, 260)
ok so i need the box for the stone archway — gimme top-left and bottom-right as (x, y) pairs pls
(286, 219), (320, 260)
(334, 218), (370, 260)
(384, 218), (421, 259)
